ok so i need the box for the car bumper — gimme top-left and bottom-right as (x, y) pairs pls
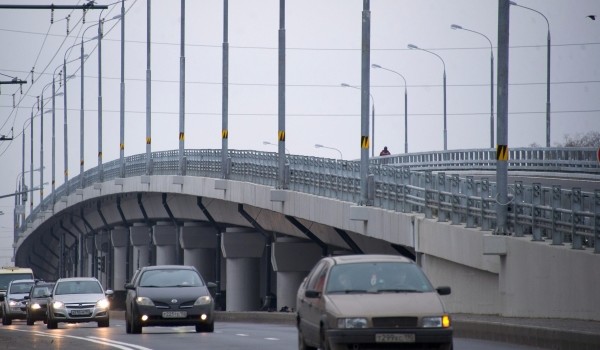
(327, 327), (453, 346)
(6, 307), (27, 319)
(136, 305), (214, 327)
(27, 307), (48, 321)
(51, 308), (110, 323)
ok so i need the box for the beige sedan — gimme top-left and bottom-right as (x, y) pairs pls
(296, 254), (453, 350)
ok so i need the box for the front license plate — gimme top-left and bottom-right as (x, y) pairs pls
(162, 311), (187, 318)
(375, 333), (415, 343)
(70, 309), (91, 316)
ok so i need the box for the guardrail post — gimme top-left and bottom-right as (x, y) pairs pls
(367, 173), (375, 204)
(481, 178), (490, 231)
(402, 167), (411, 213)
(465, 176), (475, 228)
(532, 183), (543, 241)
(595, 190), (600, 254)
(513, 181), (524, 237)
(551, 185), (563, 245)
(571, 187), (583, 250)
(424, 172), (432, 219)
(438, 172), (447, 222)
(450, 174), (460, 225)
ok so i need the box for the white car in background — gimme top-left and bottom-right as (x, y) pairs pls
(46, 277), (113, 329)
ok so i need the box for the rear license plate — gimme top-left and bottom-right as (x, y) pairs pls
(70, 309), (91, 316)
(162, 311), (187, 318)
(375, 333), (415, 343)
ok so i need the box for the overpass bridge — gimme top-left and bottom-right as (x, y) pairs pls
(14, 147), (600, 321)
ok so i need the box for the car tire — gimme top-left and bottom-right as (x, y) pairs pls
(440, 341), (453, 350)
(2, 314), (11, 326)
(320, 327), (332, 350)
(195, 322), (214, 333)
(98, 318), (110, 328)
(125, 312), (132, 334)
(46, 315), (58, 329)
(298, 327), (317, 350)
(130, 309), (142, 334)
(26, 311), (34, 326)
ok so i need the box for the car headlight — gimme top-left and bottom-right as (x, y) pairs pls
(8, 300), (18, 307)
(337, 318), (368, 329)
(31, 303), (41, 310)
(135, 296), (155, 306)
(52, 301), (64, 309)
(423, 315), (451, 328)
(96, 298), (110, 309)
(194, 295), (212, 306)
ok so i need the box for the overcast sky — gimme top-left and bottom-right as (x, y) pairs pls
(0, 0), (598, 265)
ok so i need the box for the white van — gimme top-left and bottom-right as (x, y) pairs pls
(0, 267), (35, 317)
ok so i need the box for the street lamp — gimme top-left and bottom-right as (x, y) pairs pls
(371, 64), (409, 153)
(407, 43), (447, 150)
(315, 144), (343, 160)
(451, 24), (495, 149)
(341, 83), (376, 157)
(263, 141), (289, 154)
(510, 1), (551, 147)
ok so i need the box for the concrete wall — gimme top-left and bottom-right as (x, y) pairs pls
(17, 175), (600, 321)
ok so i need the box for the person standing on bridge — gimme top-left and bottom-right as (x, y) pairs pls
(379, 146), (391, 164)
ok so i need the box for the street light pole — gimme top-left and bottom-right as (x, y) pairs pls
(451, 24), (494, 149)
(510, 1), (551, 147)
(371, 64), (408, 153)
(408, 44), (447, 150)
(314, 144), (343, 160)
(341, 83), (375, 157)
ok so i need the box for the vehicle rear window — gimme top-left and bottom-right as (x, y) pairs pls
(9, 282), (34, 294)
(0, 274), (34, 290)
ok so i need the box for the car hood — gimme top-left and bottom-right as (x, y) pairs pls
(52, 293), (106, 303)
(325, 292), (447, 317)
(8, 293), (29, 301)
(138, 286), (210, 300)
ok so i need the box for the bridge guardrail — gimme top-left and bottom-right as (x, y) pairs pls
(24, 147), (599, 253)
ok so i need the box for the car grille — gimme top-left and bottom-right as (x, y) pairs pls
(372, 317), (418, 328)
(65, 303), (95, 309)
(152, 300), (196, 309)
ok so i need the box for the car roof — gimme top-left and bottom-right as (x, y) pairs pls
(330, 254), (414, 265)
(140, 265), (197, 271)
(9, 279), (36, 284)
(56, 277), (100, 282)
(33, 282), (54, 287)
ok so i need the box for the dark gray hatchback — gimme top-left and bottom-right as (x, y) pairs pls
(124, 265), (215, 334)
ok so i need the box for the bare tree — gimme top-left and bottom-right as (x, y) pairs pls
(559, 131), (600, 147)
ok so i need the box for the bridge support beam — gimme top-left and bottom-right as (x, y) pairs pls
(130, 223), (153, 270)
(111, 226), (129, 309)
(222, 228), (264, 311)
(272, 237), (322, 311)
(153, 221), (177, 265)
(85, 234), (96, 278)
(95, 231), (111, 289)
(180, 222), (217, 283)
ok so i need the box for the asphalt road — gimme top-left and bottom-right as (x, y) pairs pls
(0, 319), (549, 350)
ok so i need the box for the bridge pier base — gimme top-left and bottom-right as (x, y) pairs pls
(130, 223), (153, 270)
(111, 226), (129, 309)
(222, 228), (264, 311)
(153, 222), (177, 265)
(180, 222), (217, 283)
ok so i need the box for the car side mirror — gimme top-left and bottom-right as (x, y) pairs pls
(105, 290), (114, 297)
(0, 294), (4, 302)
(206, 282), (217, 289)
(436, 286), (451, 295)
(24, 295), (30, 300)
(124, 283), (135, 290)
(304, 290), (320, 299)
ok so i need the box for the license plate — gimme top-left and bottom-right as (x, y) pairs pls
(375, 333), (415, 343)
(162, 311), (187, 318)
(70, 309), (91, 316)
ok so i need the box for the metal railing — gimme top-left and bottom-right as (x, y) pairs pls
(24, 147), (600, 253)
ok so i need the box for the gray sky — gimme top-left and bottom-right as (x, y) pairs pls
(0, 0), (599, 265)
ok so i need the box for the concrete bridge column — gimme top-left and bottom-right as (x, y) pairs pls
(272, 238), (323, 311)
(222, 228), (265, 311)
(153, 221), (177, 265)
(85, 234), (95, 277)
(95, 231), (110, 289)
(130, 223), (153, 271)
(179, 222), (217, 282)
(111, 226), (129, 309)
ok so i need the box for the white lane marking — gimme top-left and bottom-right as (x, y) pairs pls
(87, 336), (154, 350)
(10, 328), (150, 350)
(264, 337), (279, 341)
(236, 333), (249, 336)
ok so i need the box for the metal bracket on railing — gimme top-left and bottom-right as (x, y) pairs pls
(367, 173), (375, 205)
(551, 186), (563, 245)
(571, 188), (583, 250)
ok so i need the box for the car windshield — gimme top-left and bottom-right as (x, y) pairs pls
(55, 281), (103, 295)
(9, 282), (34, 294)
(139, 269), (203, 288)
(32, 286), (53, 298)
(0, 274), (33, 290)
(325, 262), (434, 294)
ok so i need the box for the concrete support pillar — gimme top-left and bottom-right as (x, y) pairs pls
(179, 222), (217, 282)
(222, 228), (265, 311)
(85, 234), (95, 277)
(111, 226), (129, 291)
(272, 238), (322, 311)
(130, 223), (152, 270)
(153, 221), (177, 265)
(95, 230), (110, 289)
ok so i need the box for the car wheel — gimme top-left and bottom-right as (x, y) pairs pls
(98, 318), (110, 328)
(320, 326), (332, 350)
(2, 314), (11, 326)
(440, 341), (453, 350)
(125, 312), (132, 334)
(26, 311), (34, 326)
(130, 309), (142, 334)
(298, 327), (317, 350)
(46, 314), (58, 329)
(195, 322), (214, 333)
